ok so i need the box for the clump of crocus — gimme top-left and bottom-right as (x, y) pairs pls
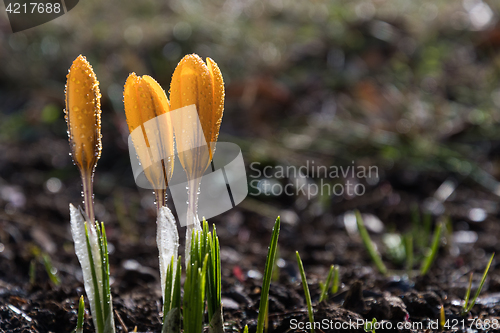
(169, 54), (224, 262)
(122, 54), (225, 333)
(65, 55), (115, 333)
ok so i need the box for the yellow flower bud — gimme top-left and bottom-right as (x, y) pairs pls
(123, 73), (175, 191)
(65, 55), (102, 174)
(170, 54), (224, 178)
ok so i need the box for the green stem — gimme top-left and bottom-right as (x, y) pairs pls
(81, 169), (95, 224)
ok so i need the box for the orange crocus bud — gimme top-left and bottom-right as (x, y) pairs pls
(123, 73), (175, 210)
(65, 55), (102, 175)
(170, 54), (224, 178)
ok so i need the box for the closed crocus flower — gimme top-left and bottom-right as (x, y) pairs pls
(65, 55), (102, 175)
(65, 55), (102, 223)
(123, 73), (175, 211)
(170, 54), (224, 179)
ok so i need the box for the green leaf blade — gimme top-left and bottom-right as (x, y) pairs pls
(296, 251), (315, 333)
(256, 217), (281, 333)
(355, 210), (387, 275)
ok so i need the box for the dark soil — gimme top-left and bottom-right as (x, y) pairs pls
(1, 133), (500, 332)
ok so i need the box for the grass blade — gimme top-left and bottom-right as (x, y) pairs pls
(256, 217), (280, 333)
(355, 210), (387, 275)
(272, 246), (280, 282)
(462, 272), (473, 314)
(420, 222), (443, 276)
(76, 296), (85, 333)
(439, 306), (445, 329)
(42, 254), (61, 286)
(466, 253), (495, 313)
(331, 266), (339, 294)
(296, 251), (315, 333)
(319, 265), (334, 303)
(172, 257), (181, 311)
(99, 223), (115, 333)
(364, 318), (377, 333)
(404, 234), (413, 273)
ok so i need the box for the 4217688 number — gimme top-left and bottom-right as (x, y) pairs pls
(6, 2), (61, 14)
(445, 318), (500, 330)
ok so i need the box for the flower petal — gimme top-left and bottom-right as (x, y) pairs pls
(206, 57), (225, 159)
(124, 73), (175, 188)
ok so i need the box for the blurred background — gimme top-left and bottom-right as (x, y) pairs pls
(2, 0), (500, 328)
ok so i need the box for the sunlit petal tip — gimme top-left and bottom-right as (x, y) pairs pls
(142, 75), (171, 113)
(170, 54), (212, 110)
(123, 73), (142, 134)
(205, 57), (225, 145)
